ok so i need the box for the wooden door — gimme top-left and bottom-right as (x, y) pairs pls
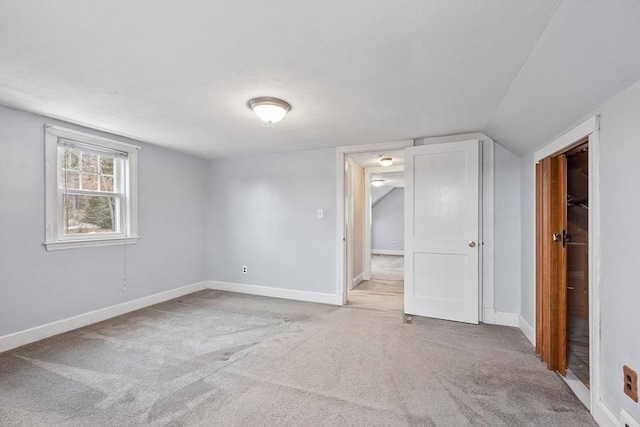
(536, 155), (567, 375)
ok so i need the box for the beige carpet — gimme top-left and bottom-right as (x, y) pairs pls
(0, 289), (595, 426)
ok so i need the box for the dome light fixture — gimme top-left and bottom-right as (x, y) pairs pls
(379, 157), (394, 167)
(371, 179), (386, 187)
(248, 97), (291, 123)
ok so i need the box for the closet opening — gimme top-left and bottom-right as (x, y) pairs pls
(536, 137), (590, 404)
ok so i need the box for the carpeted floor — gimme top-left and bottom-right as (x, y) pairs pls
(0, 288), (595, 426)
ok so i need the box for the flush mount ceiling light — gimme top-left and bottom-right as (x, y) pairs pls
(371, 179), (386, 187)
(248, 97), (291, 123)
(379, 157), (394, 167)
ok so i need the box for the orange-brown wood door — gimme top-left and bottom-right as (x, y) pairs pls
(536, 154), (567, 375)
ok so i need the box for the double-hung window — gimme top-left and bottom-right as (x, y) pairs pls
(44, 125), (140, 250)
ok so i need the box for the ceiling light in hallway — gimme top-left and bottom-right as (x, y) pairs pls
(379, 157), (393, 167)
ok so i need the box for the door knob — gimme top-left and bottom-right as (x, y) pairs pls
(468, 241), (476, 248)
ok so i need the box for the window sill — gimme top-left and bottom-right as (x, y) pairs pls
(44, 236), (140, 251)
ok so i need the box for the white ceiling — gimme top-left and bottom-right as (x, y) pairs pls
(0, 0), (559, 159)
(486, 0), (640, 155)
(348, 150), (405, 169)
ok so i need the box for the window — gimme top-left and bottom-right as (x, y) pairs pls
(44, 125), (140, 250)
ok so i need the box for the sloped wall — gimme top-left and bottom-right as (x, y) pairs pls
(371, 188), (404, 251)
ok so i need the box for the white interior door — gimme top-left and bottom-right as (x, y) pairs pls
(404, 140), (480, 324)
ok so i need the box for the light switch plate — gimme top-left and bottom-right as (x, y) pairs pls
(317, 209), (324, 219)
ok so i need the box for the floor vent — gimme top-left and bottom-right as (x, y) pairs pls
(404, 315), (412, 324)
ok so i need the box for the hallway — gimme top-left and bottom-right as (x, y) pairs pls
(347, 254), (404, 313)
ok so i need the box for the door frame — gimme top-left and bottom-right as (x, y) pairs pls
(336, 140), (414, 305)
(345, 159), (354, 292)
(336, 134), (494, 321)
(533, 115), (601, 415)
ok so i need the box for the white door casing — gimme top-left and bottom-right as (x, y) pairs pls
(404, 140), (480, 324)
(336, 140), (414, 305)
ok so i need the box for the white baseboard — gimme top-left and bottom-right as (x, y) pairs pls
(513, 316), (621, 427)
(494, 311), (519, 327)
(563, 369), (591, 410)
(620, 409), (640, 427)
(518, 315), (535, 346)
(484, 308), (520, 327)
(483, 307), (496, 324)
(0, 281), (207, 353)
(371, 249), (404, 256)
(594, 399), (621, 427)
(207, 281), (343, 306)
(351, 273), (364, 290)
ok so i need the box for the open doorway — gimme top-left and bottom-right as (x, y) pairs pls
(566, 143), (590, 388)
(345, 151), (405, 313)
(349, 252), (404, 312)
(535, 122), (597, 410)
(337, 136), (493, 324)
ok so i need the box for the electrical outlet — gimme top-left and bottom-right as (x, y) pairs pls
(392, 240), (396, 246)
(623, 365), (638, 402)
(242, 266), (248, 274)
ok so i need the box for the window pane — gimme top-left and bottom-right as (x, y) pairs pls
(81, 173), (99, 191)
(63, 149), (80, 170)
(63, 171), (80, 189)
(81, 152), (99, 173)
(100, 176), (114, 192)
(100, 156), (114, 174)
(64, 194), (118, 234)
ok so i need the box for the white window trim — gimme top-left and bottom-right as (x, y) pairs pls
(44, 124), (140, 251)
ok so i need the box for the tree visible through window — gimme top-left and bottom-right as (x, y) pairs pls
(61, 147), (118, 234)
(44, 125), (139, 250)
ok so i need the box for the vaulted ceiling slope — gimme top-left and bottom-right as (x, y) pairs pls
(486, 0), (640, 156)
(0, 1), (559, 158)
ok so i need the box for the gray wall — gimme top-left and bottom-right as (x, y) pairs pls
(519, 150), (536, 324)
(0, 106), (208, 336)
(370, 186), (393, 205)
(493, 143), (521, 314)
(371, 188), (404, 251)
(519, 81), (640, 421)
(598, 81), (640, 421)
(206, 149), (336, 294)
